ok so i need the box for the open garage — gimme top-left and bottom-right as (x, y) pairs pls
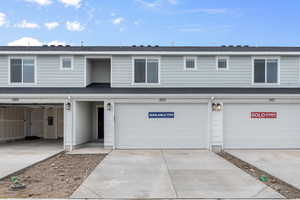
(115, 103), (208, 149)
(0, 104), (64, 143)
(223, 103), (300, 149)
(0, 103), (64, 179)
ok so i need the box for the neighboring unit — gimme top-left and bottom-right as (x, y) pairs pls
(0, 45), (300, 151)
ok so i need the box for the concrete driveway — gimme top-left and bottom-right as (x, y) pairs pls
(72, 150), (282, 199)
(0, 140), (63, 179)
(229, 150), (300, 190)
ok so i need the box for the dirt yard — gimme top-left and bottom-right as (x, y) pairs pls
(0, 153), (106, 198)
(218, 151), (300, 199)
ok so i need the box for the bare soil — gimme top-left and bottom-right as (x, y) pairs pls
(0, 153), (105, 198)
(218, 151), (300, 199)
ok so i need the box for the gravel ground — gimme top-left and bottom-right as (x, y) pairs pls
(0, 153), (106, 198)
(218, 151), (300, 199)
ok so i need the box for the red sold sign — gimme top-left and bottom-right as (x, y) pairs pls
(251, 112), (277, 119)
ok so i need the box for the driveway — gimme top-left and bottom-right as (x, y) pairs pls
(0, 140), (63, 179)
(72, 150), (282, 199)
(228, 150), (300, 190)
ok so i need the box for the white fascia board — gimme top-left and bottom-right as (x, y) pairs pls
(1, 51), (300, 55)
(1, 93), (300, 99)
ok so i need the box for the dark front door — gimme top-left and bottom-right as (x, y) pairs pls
(98, 107), (104, 140)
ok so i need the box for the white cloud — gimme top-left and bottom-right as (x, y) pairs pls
(59, 0), (82, 8)
(0, 13), (6, 27)
(66, 21), (84, 31)
(181, 8), (227, 14)
(47, 40), (66, 46)
(8, 37), (42, 46)
(24, 0), (52, 6)
(167, 0), (177, 4)
(44, 22), (59, 30)
(135, 0), (177, 8)
(135, 0), (160, 8)
(15, 20), (39, 29)
(8, 37), (67, 46)
(134, 21), (140, 25)
(112, 17), (124, 25)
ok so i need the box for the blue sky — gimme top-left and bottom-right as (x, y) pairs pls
(0, 0), (300, 46)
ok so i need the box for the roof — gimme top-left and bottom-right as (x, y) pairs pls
(1, 46), (300, 52)
(0, 84), (300, 94)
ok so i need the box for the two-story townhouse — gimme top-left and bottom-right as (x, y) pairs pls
(0, 45), (300, 151)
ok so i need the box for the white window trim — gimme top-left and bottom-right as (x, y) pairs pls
(8, 56), (37, 86)
(60, 56), (74, 70)
(216, 56), (229, 70)
(252, 56), (280, 85)
(184, 56), (197, 70)
(131, 56), (161, 85)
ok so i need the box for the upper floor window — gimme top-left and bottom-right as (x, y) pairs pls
(60, 56), (73, 70)
(184, 56), (197, 70)
(216, 56), (229, 70)
(253, 58), (279, 84)
(10, 58), (35, 84)
(133, 58), (159, 84)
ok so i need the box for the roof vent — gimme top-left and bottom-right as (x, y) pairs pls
(147, 45), (152, 47)
(228, 45), (234, 47)
(65, 45), (71, 47)
(221, 45), (226, 47)
(132, 45), (136, 47)
(58, 45), (63, 47)
(236, 45), (242, 47)
(244, 45), (249, 47)
(155, 45), (159, 47)
(50, 45), (55, 47)
(42, 45), (48, 47)
(140, 45), (144, 47)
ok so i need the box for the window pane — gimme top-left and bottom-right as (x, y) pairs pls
(62, 58), (71, 69)
(23, 65), (34, 83)
(267, 60), (278, 83)
(218, 59), (227, 69)
(23, 59), (34, 66)
(134, 59), (146, 83)
(186, 58), (195, 69)
(147, 59), (159, 83)
(254, 59), (265, 83)
(10, 59), (22, 83)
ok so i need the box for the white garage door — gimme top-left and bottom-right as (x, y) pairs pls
(115, 103), (208, 149)
(224, 103), (300, 149)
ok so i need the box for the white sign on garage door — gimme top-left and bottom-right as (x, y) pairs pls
(115, 103), (208, 149)
(224, 103), (300, 149)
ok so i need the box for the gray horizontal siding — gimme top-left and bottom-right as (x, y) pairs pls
(111, 55), (300, 88)
(0, 55), (84, 87)
(37, 55), (84, 87)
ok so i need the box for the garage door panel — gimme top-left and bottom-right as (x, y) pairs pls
(116, 103), (208, 149)
(224, 104), (300, 149)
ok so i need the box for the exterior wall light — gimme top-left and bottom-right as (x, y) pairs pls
(212, 103), (222, 112)
(65, 102), (71, 111)
(107, 102), (112, 111)
(269, 98), (276, 102)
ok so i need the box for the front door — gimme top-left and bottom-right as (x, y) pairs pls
(98, 107), (104, 140)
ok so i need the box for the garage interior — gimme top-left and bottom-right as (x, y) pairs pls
(0, 104), (64, 147)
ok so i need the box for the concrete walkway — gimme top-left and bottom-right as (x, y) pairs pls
(229, 150), (300, 190)
(0, 140), (63, 179)
(72, 150), (282, 199)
